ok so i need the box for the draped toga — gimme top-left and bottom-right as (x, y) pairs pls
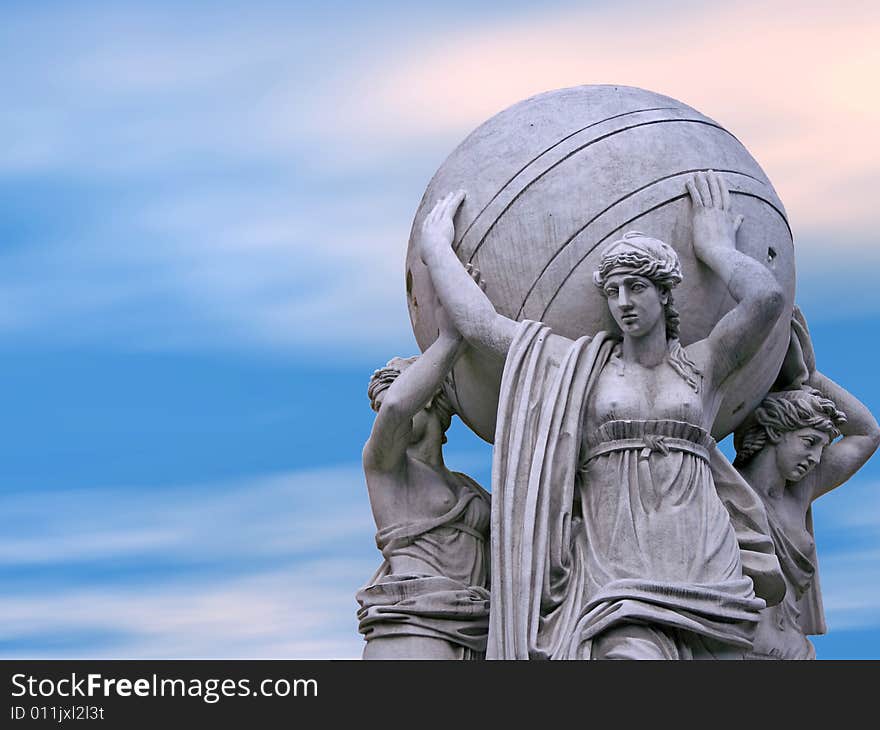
(357, 472), (491, 656)
(745, 312), (827, 660)
(487, 321), (785, 659)
(747, 495), (825, 659)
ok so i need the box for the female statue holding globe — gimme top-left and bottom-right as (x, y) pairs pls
(733, 308), (880, 658)
(357, 274), (492, 660)
(419, 171), (785, 659)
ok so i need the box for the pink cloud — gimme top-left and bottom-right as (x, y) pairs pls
(352, 1), (879, 237)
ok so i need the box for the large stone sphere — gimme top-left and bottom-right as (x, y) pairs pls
(405, 85), (794, 443)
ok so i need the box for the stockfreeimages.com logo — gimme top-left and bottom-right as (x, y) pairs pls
(11, 673), (317, 704)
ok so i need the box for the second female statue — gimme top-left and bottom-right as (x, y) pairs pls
(420, 172), (786, 659)
(357, 273), (492, 659)
(733, 309), (880, 658)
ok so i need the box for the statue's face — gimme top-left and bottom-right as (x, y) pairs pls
(602, 273), (665, 338)
(774, 427), (830, 482)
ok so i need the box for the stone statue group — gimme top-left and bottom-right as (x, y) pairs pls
(356, 170), (879, 660)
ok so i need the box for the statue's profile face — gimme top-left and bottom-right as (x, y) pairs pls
(774, 426), (830, 482)
(601, 273), (666, 338)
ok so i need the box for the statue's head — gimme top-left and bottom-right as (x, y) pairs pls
(593, 232), (700, 392)
(368, 356), (455, 444)
(734, 387), (846, 482)
(593, 232), (683, 341)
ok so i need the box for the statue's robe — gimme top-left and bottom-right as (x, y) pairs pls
(487, 321), (785, 659)
(358, 473), (491, 656)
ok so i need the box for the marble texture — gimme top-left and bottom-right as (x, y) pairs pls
(405, 85), (793, 443)
(358, 85), (877, 660)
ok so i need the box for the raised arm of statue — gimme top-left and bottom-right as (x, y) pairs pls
(787, 312), (880, 500)
(419, 191), (521, 360)
(732, 306), (879, 659)
(805, 371), (880, 499)
(363, 280), (483, 473)
(685, 171), (785, 389)
(362, 336), (461, 475)
(358, 267), (492, 660)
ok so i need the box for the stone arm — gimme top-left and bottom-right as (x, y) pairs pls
(807, 371), (880, 501)
(362, 328), (464, 474)
(686, 171), (785, 388)
(419, 191), (520, 360)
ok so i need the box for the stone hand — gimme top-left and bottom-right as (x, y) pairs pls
(465, 262), (487, 292)
(419, 190), (466, 265)
(687, 170), (744, 258)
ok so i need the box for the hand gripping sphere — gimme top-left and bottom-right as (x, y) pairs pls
(405, 85), (794, 442)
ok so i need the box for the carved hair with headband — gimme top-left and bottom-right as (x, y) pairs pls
(733, 386), (846, 467)
(593, 231), (701, 391)
(368, 356), (456, 443)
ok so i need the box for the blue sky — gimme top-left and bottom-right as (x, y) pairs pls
(1, 0), (878, 658)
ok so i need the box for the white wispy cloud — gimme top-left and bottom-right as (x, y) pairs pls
(0, 1), (877, 353)
(2, 459), (876, 656)
(0, 466), (374, 565)
(816, 549), (880, 632)
(812, 478), (880, 532)
(0, 562), (371, 659)
(354, 0), (880, 238)
(0, 4), (426, 354)
(808, 477), (880, 631)
(0, 431), (492, 658)
(0, 465), (380, 657)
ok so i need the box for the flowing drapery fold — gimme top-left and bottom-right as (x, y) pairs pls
(487, 321), (784, 659)
(358, 473), (491, 653)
